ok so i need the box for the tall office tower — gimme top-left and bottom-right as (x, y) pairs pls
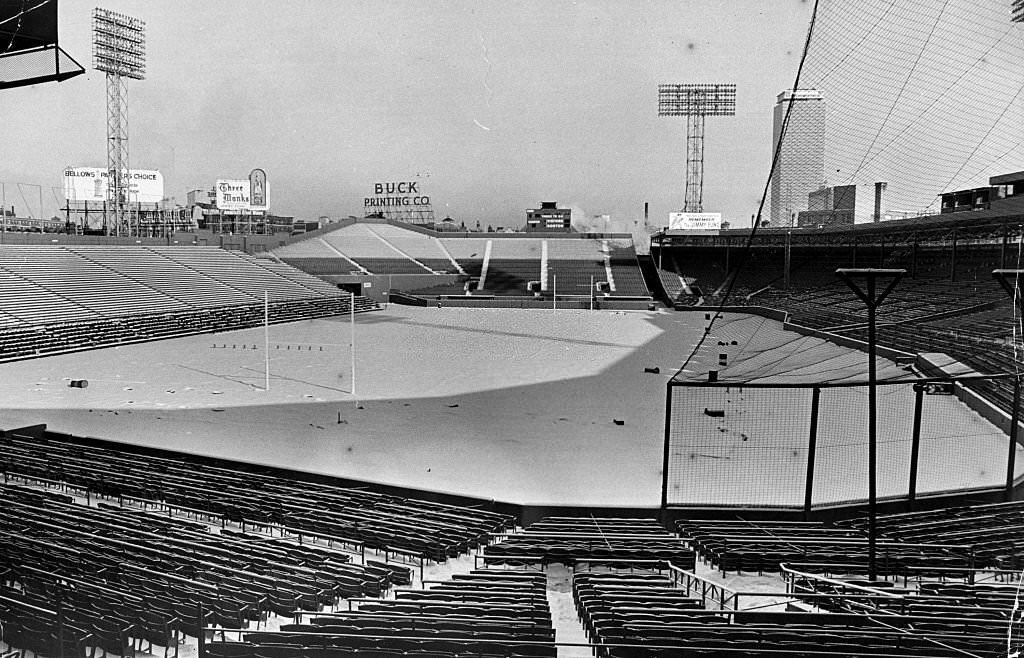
(770, 89), (825, 227)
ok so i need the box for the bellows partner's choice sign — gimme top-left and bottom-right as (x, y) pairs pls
(63, 167), (164, 203)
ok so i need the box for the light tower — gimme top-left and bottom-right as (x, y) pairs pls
(92, 8), (145, 236)
(658, 83), (736, 212)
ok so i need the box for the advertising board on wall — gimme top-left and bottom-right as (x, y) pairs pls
(667, 212), (722, 232)
(63, 167), (164, 203)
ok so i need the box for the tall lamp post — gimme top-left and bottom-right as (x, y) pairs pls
(836, 268), (905, 582)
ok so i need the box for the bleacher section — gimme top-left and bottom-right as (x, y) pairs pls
(607, 240), (650, 297)
(484, 240), (543, 294)
(362, 223), (462, 274)
(321, 223), (434, 274)
(271, 221), (651, 302)
(0, 245), (375, 361)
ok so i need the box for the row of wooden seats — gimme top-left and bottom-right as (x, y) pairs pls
(677, 517), (972, 576)
(483, 517), (695, 569)
(580, 570), (1008, 657)
(3, 432), (513, 564)
(205, 569), (555, 658)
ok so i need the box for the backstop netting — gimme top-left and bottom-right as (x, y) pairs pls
(663, 376), (1023, 509)
(775, 0), (1024, 225)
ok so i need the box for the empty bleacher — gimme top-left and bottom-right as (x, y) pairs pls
(484, 240), (544, 294)
(0, 245), (375, 361)
(271, 221), (651, 303)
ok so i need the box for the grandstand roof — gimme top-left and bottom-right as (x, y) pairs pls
(662, 196), (1024, 247)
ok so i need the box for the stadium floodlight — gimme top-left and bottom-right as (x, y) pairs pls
(658, 83), (736, 213)
(92, 7), (145, 236)
(836, 268), (905, 583)
(1013, 0), (1024, 23)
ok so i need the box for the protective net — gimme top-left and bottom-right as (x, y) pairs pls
(664, 385), (810, 507)
(0, 0), (84, 90)
(778, 0), (1024, 224)
(665, 377), (1021, 509)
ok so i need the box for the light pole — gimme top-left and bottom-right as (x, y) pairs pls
(836, 267), (905, 582)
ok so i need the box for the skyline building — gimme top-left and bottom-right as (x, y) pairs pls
(770, 89), (825, 227)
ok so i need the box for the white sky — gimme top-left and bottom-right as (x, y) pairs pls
(0, 1), (815, 228)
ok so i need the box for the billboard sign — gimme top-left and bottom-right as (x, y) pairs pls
(668, 212), (722, 232)
(249, 168), (268, 210)
(63, 167), (164, 203)
(364, 181), (431, 210)
(216, 179), (252, 211)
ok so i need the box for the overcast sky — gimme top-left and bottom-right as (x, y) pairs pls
(0, 1), (814, 229)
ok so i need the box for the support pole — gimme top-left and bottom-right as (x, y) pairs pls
(553, 274), (557, 313)
(1001, 222), (1008, 270)
(911, 235), (918, 279)
(784, 231), (792, 290)
(591, 275), (595, 312)
(660, 382), (675, 509)
(836, 267), (905, 582)
(950, 228), (958, 282)
(1008, 375), (1021, 501)
(803, 386), (820, 518)
(993, 269), (1024, 324)
(908, 383), (924, 509)
(350, 291), (356, 396)
(264, 290), (270, 391)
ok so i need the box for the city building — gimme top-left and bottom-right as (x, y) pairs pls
(526, 201), (572, 232)
(939, 171), (1024, 214)
(770, 89), (825, 227)
(797, 182), (888, 228)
